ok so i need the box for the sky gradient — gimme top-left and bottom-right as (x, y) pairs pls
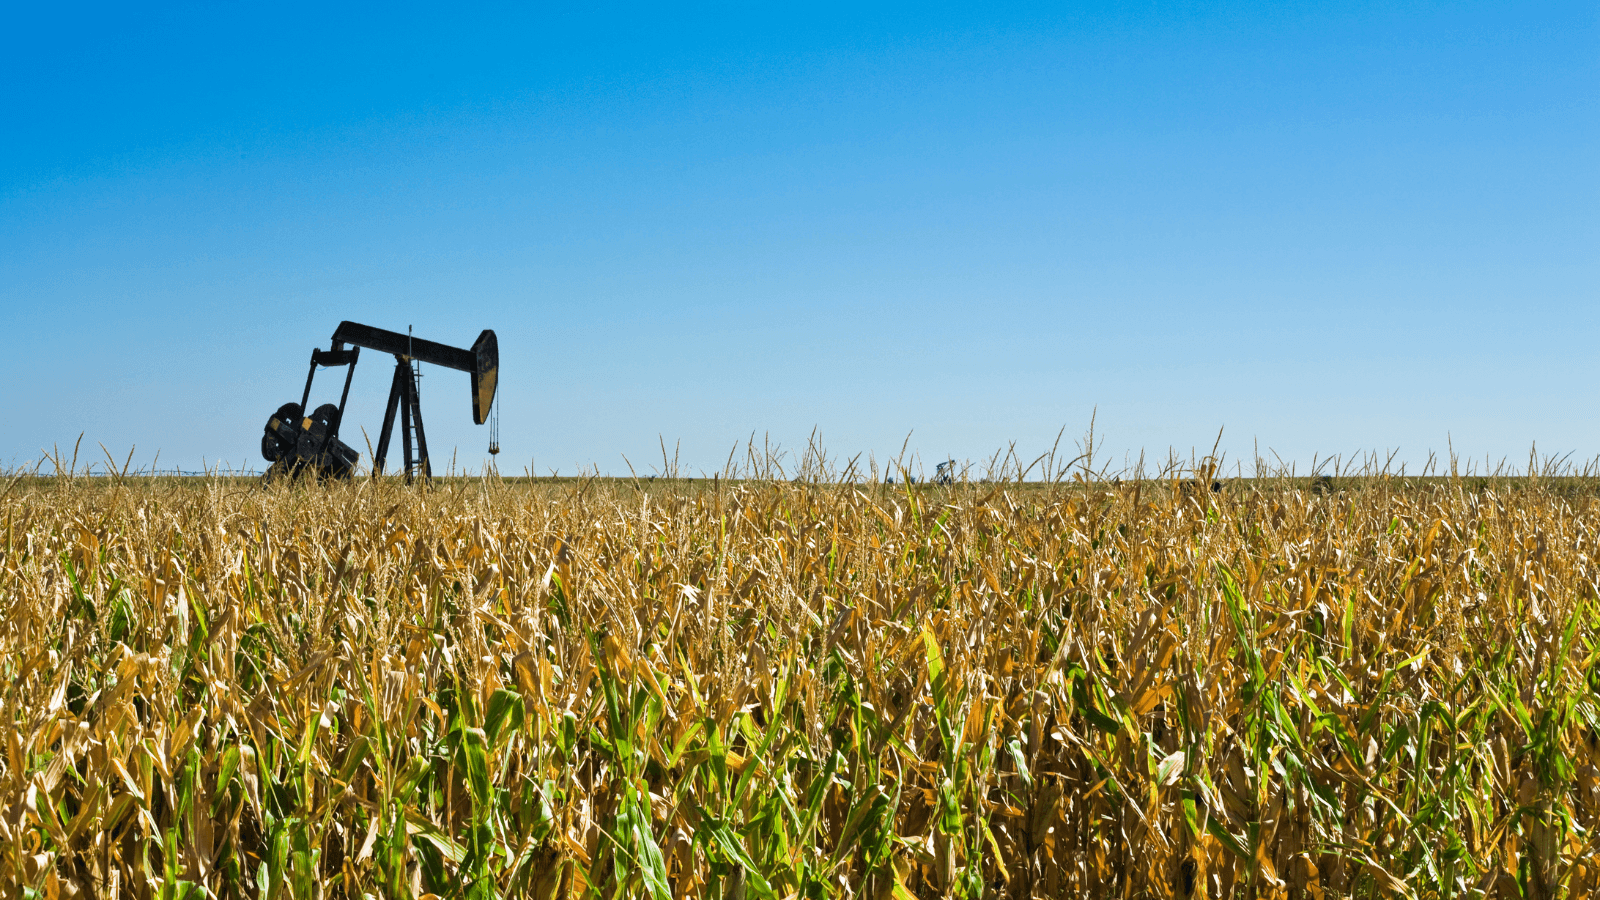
(3, 2), (1596, 478)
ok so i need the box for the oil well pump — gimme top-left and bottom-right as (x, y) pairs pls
(261, 321), (498, 481)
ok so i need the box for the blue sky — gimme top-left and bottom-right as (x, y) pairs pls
(3, 2), (1595, 477)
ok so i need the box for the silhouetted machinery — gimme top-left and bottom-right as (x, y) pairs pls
(262, 321), (498, 481)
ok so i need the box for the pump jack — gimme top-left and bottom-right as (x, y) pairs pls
(261, 321), (498, 481)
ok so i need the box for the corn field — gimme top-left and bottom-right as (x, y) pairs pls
(4, 469), (1600, 899)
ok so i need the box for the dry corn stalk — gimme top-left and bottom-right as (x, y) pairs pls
(0, 472), (1597, 899)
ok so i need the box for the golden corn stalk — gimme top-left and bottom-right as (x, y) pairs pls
(1, 472), (1597, 899)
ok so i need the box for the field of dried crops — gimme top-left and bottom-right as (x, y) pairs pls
(2, 471), (1599, 899)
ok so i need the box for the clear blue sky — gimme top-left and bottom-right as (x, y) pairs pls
(3, 2), (1595, 477)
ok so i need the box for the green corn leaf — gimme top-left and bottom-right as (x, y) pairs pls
(338, 735), (371, 785)
(1071, 677), (1122, 735)
(1206, 816), (1248, 860)
(484, 687), (523, 746)
(459, 726), (492, 810)
(937, 777), (962, 835)
(627, 797), (672, 900)
(921, 625), (945, 689)
(405, 812), (467, 864)
(1006, 737), (1033, 790)
(1181, 793), (1204, 838)
(212, 746), (241, 816)
(665, 720), (704, 769)
(295, 706), (322, 767)
(696, 808), (778, 900)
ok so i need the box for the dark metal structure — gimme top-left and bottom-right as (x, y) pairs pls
(261, 321), (498, 481)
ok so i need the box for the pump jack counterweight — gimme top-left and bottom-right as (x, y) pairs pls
(261, 321), (498, 482)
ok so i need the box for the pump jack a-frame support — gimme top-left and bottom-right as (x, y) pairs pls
(374, 353), (431, 479)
